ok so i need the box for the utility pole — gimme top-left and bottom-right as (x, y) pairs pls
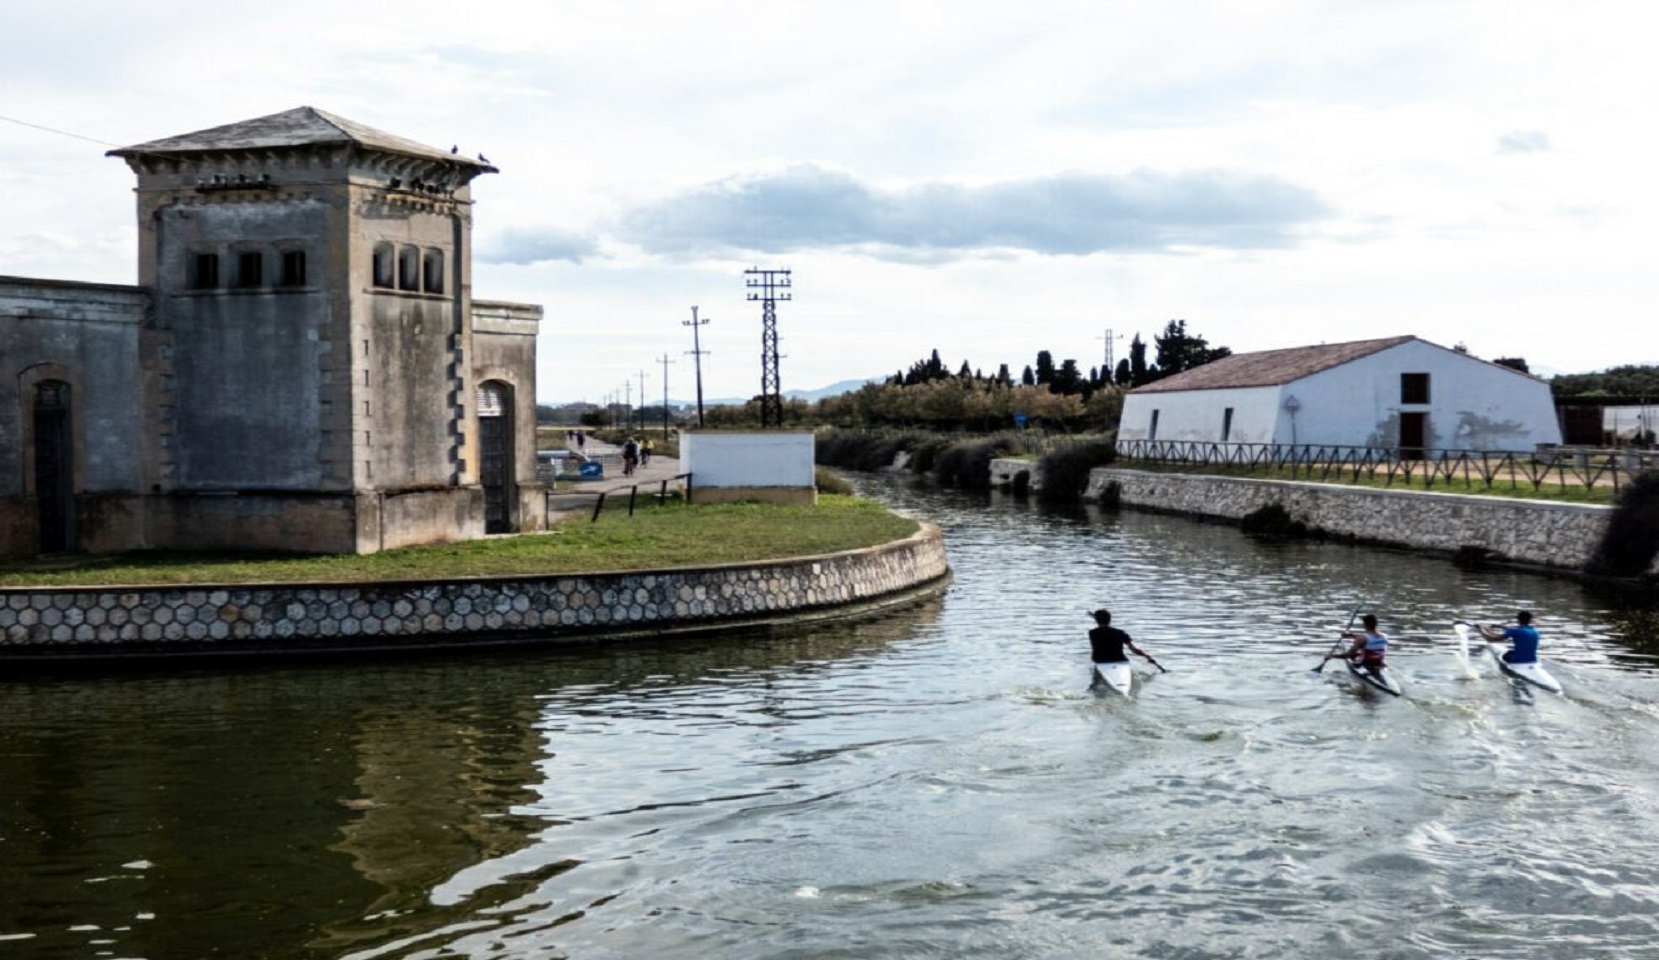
(683, 306), (710, 428)
(623, 380), (631, 432)
(637, 369), (648, 434)
(745, 267), (792, 428)
(657, 353), (674, 439)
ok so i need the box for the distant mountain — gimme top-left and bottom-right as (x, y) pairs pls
(704, 377), (880, 406)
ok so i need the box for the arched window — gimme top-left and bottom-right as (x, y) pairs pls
(33, 380), (74, 553)
(397, 246), (419, 291)
(372, 243), (395, 288)
(422, 248), (445, 294)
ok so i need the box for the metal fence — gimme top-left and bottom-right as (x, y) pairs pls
(1112, 439), (1657, 494)
(545, 473), (694, 522)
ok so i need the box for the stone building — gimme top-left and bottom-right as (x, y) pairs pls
(1, 107), (544, 560)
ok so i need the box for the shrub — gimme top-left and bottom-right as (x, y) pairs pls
(1586, 471), (1659, 577)
(1036, 438), (1117, 505)
(815, 466), (854, 495)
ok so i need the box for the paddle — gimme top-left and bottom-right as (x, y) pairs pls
(1143, 653), (1169, 674)
(1314, 607), (1362, 673)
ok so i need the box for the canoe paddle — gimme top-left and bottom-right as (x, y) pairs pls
(1314, 606), (1362, 673)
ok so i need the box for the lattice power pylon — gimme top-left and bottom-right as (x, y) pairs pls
(744, 268), (792, 428)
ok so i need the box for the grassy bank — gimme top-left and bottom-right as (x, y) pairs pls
(0, 496), (919, 588)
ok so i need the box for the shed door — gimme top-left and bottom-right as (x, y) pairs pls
(34, 381), (74, 553)
(478, 382), (514, 534)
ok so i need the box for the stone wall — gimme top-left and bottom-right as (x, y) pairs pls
(1085, 468), (1629, 573)
(0, 524), (949, 660)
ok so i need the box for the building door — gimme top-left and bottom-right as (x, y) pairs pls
(34, 381), (74, 553)
(1399, 412), (1427, 461)
(477, 382), (514, 534)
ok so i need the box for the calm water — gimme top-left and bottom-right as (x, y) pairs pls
(4, 475), (1658, 960)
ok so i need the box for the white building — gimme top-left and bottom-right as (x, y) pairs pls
(1118, 336), (1561, 454)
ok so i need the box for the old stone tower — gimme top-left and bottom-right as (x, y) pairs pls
(0, 107), (544, 559)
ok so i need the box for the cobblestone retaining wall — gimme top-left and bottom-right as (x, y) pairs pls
(0, 524), (949, 660)
(1086, 469), (1628, 573)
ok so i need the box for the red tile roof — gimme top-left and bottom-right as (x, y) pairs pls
(1130, 336), (1418, 393)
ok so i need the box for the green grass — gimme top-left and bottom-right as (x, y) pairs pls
(0, 496), (920, 588)
(1116, 461), (1621, 505)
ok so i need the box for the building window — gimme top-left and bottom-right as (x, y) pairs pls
(235, 251), (263, 288)
(422, 248), (445, 294)
(1401, 372), (1430, 405)
(1149, 409), (1160, 442)
(372, 243), (395, 288)
(191, 252), (220, 290)
(279, 250), (307, 287)
(1222, 407), (1234, 443)
(397, 246), (419, 291)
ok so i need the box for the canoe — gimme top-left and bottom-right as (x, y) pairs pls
(1092, 660), (1135, 697)
(1345, 658), (1403, 697)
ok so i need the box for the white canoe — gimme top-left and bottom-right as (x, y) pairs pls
(1093, 661), (1135, 697)
(1454, 621), (1562, 695)
(1345, 658), (1404, 697)
(1486, 643), (1563, 695)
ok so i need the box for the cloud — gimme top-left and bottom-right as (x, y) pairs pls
(476, 227), (598, 265)
(1498, 130), (1552, 154)
(612, 164), (1328, 261)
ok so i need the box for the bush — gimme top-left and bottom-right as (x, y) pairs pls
(815, 466), (854, 495)
(1586, 471), (1659, 577)
(1036, 438), (1117, 505)
(931, 435), (1021, 489)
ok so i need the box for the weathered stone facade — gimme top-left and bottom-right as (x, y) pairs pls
(1086, 468), (1637, 573)
(1, 108), (544, 559)
(0, 524), (949, 659)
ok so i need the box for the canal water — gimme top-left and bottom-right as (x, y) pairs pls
(3, 474), (1658, 959)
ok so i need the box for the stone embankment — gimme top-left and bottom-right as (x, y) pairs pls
(1081, 468), (1642, 574)
(0, 524), (949, 661)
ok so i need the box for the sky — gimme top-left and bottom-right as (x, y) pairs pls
(2, 0), (1653, 404)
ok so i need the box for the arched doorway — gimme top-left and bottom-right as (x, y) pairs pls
(477, 381), (515, 534)
(34, 380), (74, 553)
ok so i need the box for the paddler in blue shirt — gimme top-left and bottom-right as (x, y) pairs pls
(1479, 610), (1540, 664)
(1326, 613), (1388, 672)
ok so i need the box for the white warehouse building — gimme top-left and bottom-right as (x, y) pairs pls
(1117, 336), (1562, 454)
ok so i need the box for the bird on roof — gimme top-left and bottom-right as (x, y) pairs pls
(478, 152), (490, 164)
(450, 145), (459, 154)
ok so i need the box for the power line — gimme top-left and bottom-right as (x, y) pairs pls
(0, 113), (122, 148)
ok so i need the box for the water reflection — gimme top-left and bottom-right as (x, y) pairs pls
(3, 474), (1656, 959)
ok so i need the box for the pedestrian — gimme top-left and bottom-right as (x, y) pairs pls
(1325, 613), (1388, 674)
(1479, 610), (1541, 665)
(576, 430), (586, 452)
(1088, 609), (1160, 682)
(622, 436), (640, 477)
(641, 438), (653, 467)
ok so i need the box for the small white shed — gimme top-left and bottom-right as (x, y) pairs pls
(1117, 336), (1561, 454)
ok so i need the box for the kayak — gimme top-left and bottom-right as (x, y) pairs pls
(1092, 660), (1135, 697)
(1453, 620), (1563, 695)
(1345, 658), (1403, 696)
(1485, 643), (1563, 695)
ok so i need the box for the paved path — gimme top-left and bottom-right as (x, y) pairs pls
(545, 449), (687, 516)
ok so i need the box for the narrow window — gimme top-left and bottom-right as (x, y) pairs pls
(372, 243), (395, 288)
(1222, 407), (1234, 443)
(1401, 373), (1430, 405)
(397, 246), (419, 291)
(236, 251), (263, 288)
(1149, 409), (1160, 442)
(422, 248), (445, 294)
(279, 250), (307, 287)
(192, 252), (220, 290)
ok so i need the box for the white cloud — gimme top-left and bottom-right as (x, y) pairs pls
(4, 0), (1656, 400)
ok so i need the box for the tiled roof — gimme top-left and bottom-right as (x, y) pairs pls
(108, 106), (495, 171)
(1129, 336), (1418, 393)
